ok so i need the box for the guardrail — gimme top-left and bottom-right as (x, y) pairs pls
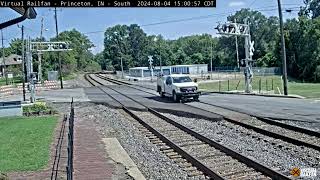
(66, 99), (74, 180)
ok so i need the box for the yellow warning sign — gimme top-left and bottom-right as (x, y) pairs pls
(290, 167), (301, 177)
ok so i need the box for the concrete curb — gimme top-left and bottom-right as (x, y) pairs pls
(201, 91), (304, 99)
(102, 138), (146, 180)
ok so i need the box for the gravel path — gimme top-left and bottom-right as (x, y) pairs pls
(80, 104), (190, 180)
(160, 111), (320, 178)
(64, 74), (92, 88)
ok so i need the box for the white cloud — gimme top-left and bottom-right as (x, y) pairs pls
(228, 1), (245, 7)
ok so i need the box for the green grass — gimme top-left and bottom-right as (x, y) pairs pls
(199, 76), (320, 98)
(0, 116), (58, 173)
(0, 77), (22, 86)
(63, 73), (78, 80)
(288, 82), (320, 99)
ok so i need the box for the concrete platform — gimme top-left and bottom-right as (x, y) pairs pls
(103, 138), (146, 180)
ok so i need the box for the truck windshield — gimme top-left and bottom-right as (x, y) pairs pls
(172, 76), (192, 83)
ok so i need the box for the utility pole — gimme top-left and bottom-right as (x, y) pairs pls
(26, 37), (35, 103)
(54, 7), (63, 89)
(235, 19), (240, 69)
(21, 25), (26, 101)
(38, 17), (44, 83)
(1, 30), (8, 85)
(244, 19), (252, 93)
(210, 36), (213, 79)
(159, 41), (162, 74)
(154, 37), (162, 75)
(114, 32), (125, 79)
(277, 0), (288, 95)
(120, 56), (124, 79)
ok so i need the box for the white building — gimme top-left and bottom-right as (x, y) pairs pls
(171, 64), (208, 75)
(129, 64), (208, 78)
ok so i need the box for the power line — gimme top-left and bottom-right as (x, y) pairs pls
(83, 6), (300, 35)
(249, 0), (258, 8)
(141, 13), (230, 27)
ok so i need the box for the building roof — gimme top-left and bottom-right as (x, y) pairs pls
(172, 64), (207, 67)
(130, 66), (171, 70)
(169, 74), (192, 78)
(0, 54), (22, 66)
(129, 64), (208, 70)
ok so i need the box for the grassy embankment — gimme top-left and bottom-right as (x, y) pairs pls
(199, 75), (320, 98)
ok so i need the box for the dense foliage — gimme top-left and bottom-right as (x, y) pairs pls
(1, 29), (100, 78)
(1, 1), (319, 82)
(100, 2), (320, 82)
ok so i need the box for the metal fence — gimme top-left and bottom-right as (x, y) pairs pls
(214, 67), (282, 94)
(50, 99), (74, 180)
(66, 99), (74, 180)
(212, 78), (278, 93)
(51, 115), (67, 180)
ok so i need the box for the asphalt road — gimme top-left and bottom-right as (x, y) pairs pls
(195, 93), (320, 123)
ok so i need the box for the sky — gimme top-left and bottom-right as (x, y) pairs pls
(0, 0), (305, 54)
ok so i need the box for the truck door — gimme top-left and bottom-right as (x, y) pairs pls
(165, 76), (173, 95)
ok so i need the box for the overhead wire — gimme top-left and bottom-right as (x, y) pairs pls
(83, 5), (302, 35)
(248, 0), (258, 8)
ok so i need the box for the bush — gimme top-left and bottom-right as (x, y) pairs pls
(23, 102), (56, 116)
(0, 172), (8, 180)
(314, 65), (320, 82)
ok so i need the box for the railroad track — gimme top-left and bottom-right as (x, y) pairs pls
(85, 73), (289, 179)
(93, 73), (320, 152)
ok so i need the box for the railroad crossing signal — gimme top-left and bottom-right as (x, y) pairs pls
(31, 41), (72, 52)
(215, 20), (254, 93)
(148, 56), (154, 69)
(215, 22), (250, 36)
(148, 55), (153, 63)
(148, 56), (154, 82)
(250, 41), (255, 57)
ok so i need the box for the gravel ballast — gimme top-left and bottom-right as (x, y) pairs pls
(160, 111), (320, 177)
(76, 104), (190, 179)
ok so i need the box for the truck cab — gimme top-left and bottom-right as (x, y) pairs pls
(157, 74), (200, 102)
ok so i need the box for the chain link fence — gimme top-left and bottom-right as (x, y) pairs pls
(197, 67), (283, 95)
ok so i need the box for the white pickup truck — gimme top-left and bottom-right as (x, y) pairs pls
(157, 74), (200, 102)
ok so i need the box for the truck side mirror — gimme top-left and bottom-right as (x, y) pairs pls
(194, 78), (198, 83)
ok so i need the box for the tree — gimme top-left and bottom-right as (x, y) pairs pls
(53, 29), (94, 70)
(300, 0), (320, 18)
(190, 53), (203, 64)
(227, 9), (279, 67)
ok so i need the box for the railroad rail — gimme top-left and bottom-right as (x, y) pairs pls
(93, 73), (320, 152)
(85, 73), (290, 179)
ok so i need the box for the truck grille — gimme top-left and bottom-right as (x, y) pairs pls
(180, 87), (196, 92)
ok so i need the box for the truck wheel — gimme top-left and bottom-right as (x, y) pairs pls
(193, 96), (199, 102)
(173, 91), (180, 103)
